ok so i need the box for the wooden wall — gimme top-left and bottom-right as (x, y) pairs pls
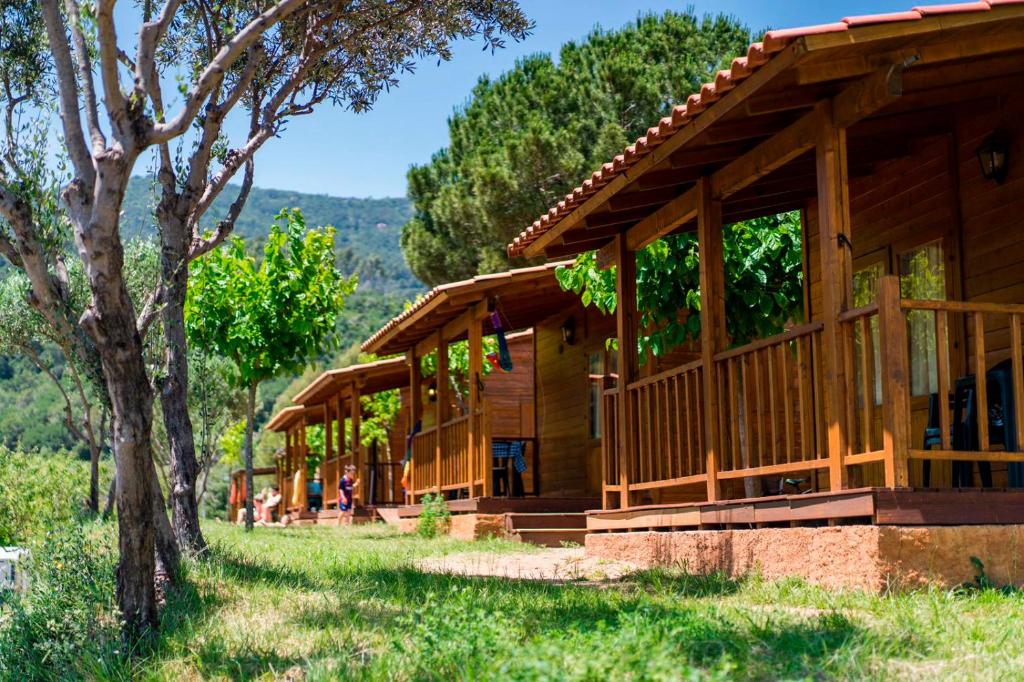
(535, 303), (615, 498)
(483, 331), (535, 439)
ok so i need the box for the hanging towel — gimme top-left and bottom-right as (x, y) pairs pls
(292, 469), (302, 507)
(491, 311), (513, 372)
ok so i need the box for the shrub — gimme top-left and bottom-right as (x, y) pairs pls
(0, 448), (95, 546)
(416, 493), (451, 538)
(0, 523), (121, 679)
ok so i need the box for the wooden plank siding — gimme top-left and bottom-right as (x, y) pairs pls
(535, 305), (614, 498)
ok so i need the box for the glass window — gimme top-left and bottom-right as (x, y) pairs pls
(588, 351), (604, 440)
(898, 241), (947, 397)
(852, 259), (885, 406)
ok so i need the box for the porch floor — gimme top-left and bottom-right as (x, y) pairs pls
(393, 496), (600, 518)
(587, 488), (1024, 532)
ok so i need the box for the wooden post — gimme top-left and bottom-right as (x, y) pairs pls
(351, 382), (362, 505)
(435, 334), (448, 494)
(468, 316), (483, 498)
(299, 419), (308, 512)
(815, 113), (852, 492)
(697, 177), (726, 503)
(613, 234), (639, 508)
(408, 349), (422, 504)
(877, 276), (910, 487)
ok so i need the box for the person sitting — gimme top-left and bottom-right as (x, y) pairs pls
(259, 486), (282, 524)
(236, 492), (264, 525)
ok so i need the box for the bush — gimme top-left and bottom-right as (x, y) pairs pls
(416, 493), (451, 538)
(0, 523), (121, 680)
(0, 448), (96, 546)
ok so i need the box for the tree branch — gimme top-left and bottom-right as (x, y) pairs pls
(188, 157), (253, 261)
(136, 282), (164, 339)
(39, 0), (95, 186)
(150, 0), (307, 144)
(95, 0), (129, 128)
(63, 0), (107, 154)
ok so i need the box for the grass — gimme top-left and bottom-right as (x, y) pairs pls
(80, 523), (1024, 680)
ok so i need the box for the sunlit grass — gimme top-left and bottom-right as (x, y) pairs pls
(90, 522), (1024, 680)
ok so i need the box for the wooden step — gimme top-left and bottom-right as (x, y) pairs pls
(505, 512), (587, 530)
(513, 528), (588, 547)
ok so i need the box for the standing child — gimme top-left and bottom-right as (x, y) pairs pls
(337, 464), (359, 526)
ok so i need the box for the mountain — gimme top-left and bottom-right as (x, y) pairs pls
(120, 177), (420, 295)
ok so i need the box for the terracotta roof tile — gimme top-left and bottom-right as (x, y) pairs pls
(913, 1), (989, 13)
(505, 1), (1020, 258)
(841, 10), (923, 26)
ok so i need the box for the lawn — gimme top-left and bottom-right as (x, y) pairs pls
(68, 521), (1020, 681)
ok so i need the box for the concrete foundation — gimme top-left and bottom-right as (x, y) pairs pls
(585, 525), (1024, 592)
(393, 513), (510, 540)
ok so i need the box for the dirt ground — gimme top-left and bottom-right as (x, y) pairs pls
(416, 547), (640, 584)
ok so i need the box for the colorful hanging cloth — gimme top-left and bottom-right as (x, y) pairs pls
(490, 310), (514, 372)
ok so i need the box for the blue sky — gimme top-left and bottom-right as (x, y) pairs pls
(214, 0), (917, 199)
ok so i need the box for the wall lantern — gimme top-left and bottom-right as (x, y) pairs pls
(976, 130), (1010, 184)
(427, 382), (437, 403)
(561, 316), (576, 346)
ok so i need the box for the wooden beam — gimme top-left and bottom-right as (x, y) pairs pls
(435, 333), (447, 493)
(350, 381), (362, 505)
(441, 300), (489, 342)
(585, 65), (908, 263)
(697, 178), (726, 503)
(613, 235), (639, 508)
(815, 110), (852, 492)
(467, 314), (483, 498)
(710, 104), (824, 199)
(878, 277), (911, 487)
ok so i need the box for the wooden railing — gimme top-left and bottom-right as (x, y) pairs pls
(602, 386), (620, 499)
(365, 461), (403, 505)
(713, 323), (826, 479)
(897, 298), (1024, 465)
(625, 360), (706, 490)
(439, 414), (470, 491)
(839, 303), (883, 462)
(410, 427), (438, 496)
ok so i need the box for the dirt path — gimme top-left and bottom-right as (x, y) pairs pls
(416, 547), (640, 584)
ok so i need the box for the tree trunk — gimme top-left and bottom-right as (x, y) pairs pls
(158, 244), (207, 555)
(243, 382), (258, 531)
(149, 461), (180, 585)
(103, 472), (116, 519)
(71, 157), (161, 642)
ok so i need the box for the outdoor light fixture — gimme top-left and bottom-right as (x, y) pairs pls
(561, 316), (576, 346)
(427, 382), (437, 402)
(976, 130), (1010, 184)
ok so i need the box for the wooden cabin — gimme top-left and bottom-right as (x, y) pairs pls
(362, 263), (610, 511)
(509, 3), (1024, 536)
(263, 357), (410, 519)
(227, 466), (277, 522)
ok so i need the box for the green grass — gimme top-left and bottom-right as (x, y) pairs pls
(64, 523), (1024, 679)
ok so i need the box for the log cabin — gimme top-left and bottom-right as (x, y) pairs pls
(361, 262), (608, 533)
(507, 2), (1024, 588)
(264, 357), (410, 522)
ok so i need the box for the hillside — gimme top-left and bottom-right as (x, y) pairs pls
(0, 181), (423, 453)
(120, 177), (420, 295)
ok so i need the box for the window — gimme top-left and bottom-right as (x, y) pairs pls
(898, 241), (947, 397)
(587, 349), (617, 440)
(852, 251), (887, 406)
